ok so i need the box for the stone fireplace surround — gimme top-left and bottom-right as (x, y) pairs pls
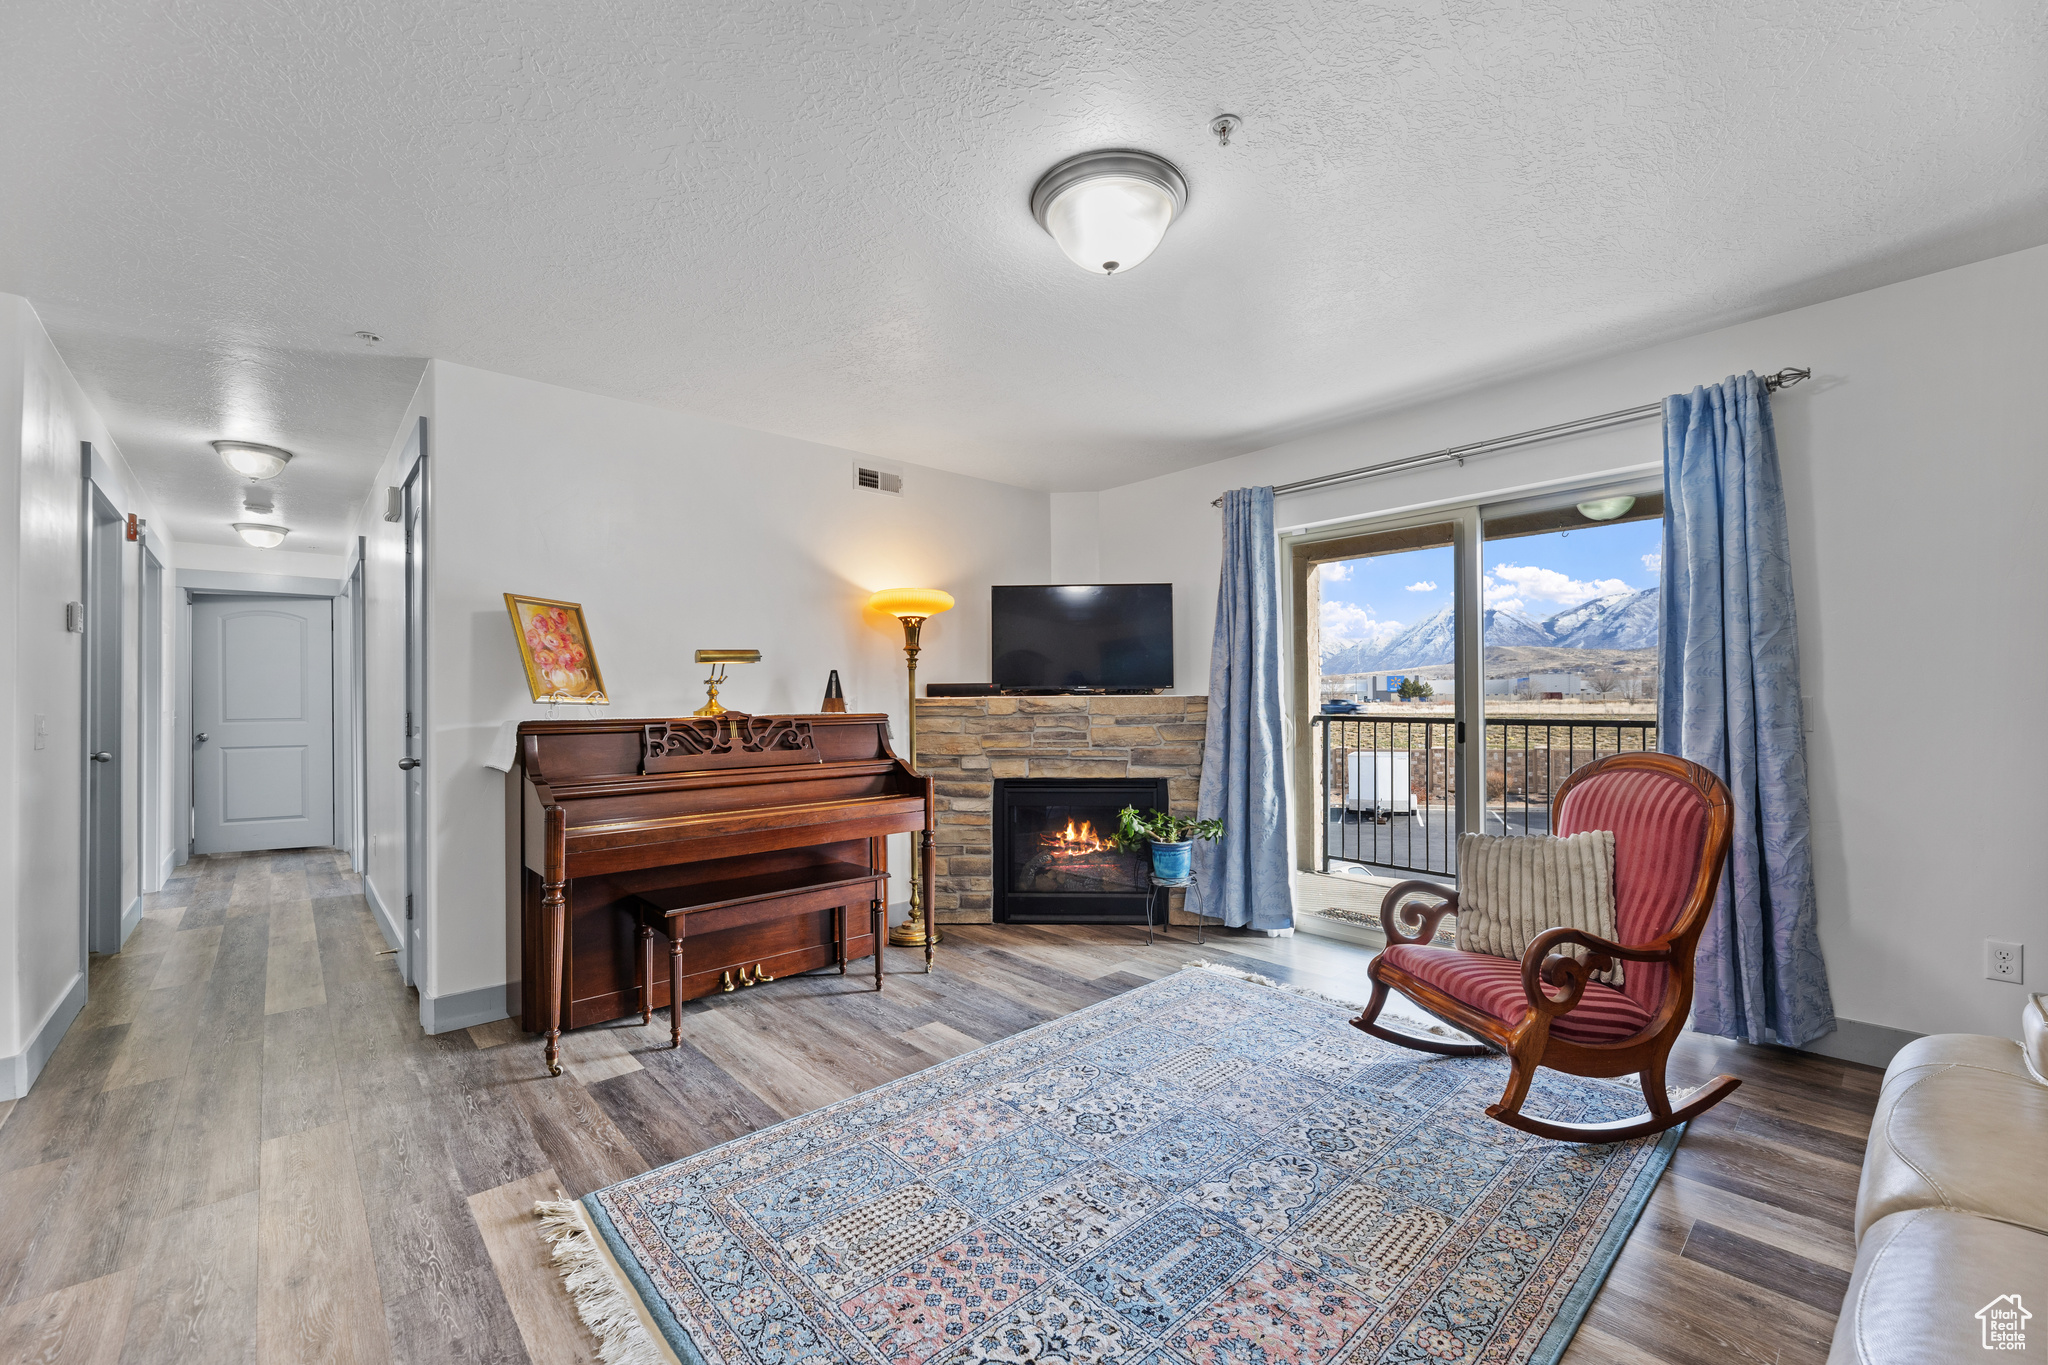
(911, 695), (1208, 925)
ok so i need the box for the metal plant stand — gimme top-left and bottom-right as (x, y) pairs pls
(1145, 871), (1205, 946)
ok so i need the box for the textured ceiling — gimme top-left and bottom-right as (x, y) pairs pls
(3, 0), (2045, 548)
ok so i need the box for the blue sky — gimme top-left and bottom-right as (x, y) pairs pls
(1320, 519), (1663, 649)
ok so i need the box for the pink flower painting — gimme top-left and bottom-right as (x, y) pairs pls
(504, 595), (607, 703)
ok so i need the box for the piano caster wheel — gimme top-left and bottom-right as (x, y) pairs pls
(721, 970), (736, 993)
(547, 1061), (562, 1077)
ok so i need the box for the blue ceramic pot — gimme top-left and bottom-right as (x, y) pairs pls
(1150, 840), (1193, 880)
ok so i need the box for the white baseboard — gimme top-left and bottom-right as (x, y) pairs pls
(420, 982), (517, 1034)
(363, 874), (403, 953)
(119, 896), (145, 947)
(159, 849), (178, 886)
(1, 971), (87, 1100)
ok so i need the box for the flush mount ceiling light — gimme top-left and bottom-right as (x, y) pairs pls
(214, 440), (293, 480)
(1030, 149), (1187, 276)
(232, 522), (290, 548)
(1575, 495), (1637, 522)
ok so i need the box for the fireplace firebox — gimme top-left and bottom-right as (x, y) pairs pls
(993, 778), (1171, 924)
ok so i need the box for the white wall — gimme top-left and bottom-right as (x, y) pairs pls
(1049, 491), (1101, 583)
(1082, 244), (2048, 1048)
(174, 542), (347, 579)
(1, 295), (180, 1096)
(352, 369), (431, 972)
(359, 360), (1049, 1026)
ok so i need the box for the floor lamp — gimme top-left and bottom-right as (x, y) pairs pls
(869, 588), (954, 954)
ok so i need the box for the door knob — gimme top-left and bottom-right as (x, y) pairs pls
(195, 732), (209, 743)
(398, 757), (421, 770)
(91, 751), (113, 763)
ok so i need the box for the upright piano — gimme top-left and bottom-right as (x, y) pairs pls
(513, 712), (934, 1075)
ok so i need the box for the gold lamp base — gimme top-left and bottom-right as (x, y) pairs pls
(888, 917), (940, 948)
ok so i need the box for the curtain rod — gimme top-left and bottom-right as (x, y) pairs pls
(1211, 367), (1812, 507)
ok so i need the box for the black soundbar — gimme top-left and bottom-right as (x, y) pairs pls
(923, 684), (1166, 697)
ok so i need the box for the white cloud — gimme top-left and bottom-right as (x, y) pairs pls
(1321, 600), (1404, 646)
(1404, 580), (1436, 592)
(1486, 562), (1632, 608)
(1319, 562), (1353, 581)
(1488, 596), (1526, 615)
(1641, 552), (1662, 574)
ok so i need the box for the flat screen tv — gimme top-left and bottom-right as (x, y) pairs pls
(991, 584), (1173, 692)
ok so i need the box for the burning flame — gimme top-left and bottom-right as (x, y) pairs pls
(1043, 819), (1108, 856)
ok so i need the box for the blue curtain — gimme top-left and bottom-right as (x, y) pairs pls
(1193, 487), (1293, 932)
(1661, 373), (1835, 1047)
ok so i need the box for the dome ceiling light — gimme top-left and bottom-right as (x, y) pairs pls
(1030, 149), (1188, 276)
(233, 522), (290, 548)
(214, 440), (293, 480)
(1576, 495), (1637, 522)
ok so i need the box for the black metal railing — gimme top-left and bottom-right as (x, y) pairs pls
(1314, 713), (1658, 877)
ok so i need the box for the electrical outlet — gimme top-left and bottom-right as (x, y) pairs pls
(1985, 940), (2024, 984)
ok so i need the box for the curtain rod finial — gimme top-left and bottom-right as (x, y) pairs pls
(1766, 367), (1812, 391)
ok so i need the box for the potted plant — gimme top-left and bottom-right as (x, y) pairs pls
(1114, 807), (1225, 882)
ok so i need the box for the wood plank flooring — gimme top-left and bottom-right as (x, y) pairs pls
(0, 849), (1878, 1364)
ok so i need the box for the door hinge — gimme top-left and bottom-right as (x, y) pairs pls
(1456, 721), (1466, 744)
(405, 894), (414, 921)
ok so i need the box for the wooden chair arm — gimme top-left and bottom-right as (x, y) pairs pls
(1379, 881), (1457, 946)
(1518, 927), (1674, 1018)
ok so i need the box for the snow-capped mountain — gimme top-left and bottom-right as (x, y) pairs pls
(1321, 587), (1659, 672)
(1545, 588), (1658, 649)
(1325, 604), (1546, 672)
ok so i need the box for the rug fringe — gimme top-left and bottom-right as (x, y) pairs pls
(1181, 959), (1468, 1041)
(535, 1198), (664, 1365)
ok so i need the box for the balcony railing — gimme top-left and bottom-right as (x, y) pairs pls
(1313, 713), (1658, 877)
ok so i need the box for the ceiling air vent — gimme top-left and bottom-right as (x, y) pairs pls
(854, 463), (903, 496)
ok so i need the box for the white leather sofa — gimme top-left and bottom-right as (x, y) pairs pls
(1828, 995), (2048, 1364)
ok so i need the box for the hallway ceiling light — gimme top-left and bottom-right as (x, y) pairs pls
(1030, 149), (1187, 276)
(233, 522), (290, 548)
(214, 440), (293, 480)
(1575, 495), (1637, 521)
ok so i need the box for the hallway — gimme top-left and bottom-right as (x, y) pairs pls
(0, 851), (1878, 1365)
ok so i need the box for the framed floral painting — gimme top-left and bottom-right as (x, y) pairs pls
(504, 594), (608, 703)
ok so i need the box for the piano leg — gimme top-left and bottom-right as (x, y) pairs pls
(871, 899), (884, 991)
(669, 933), (685, 1049)
(542, 876), (566, 1077)
(921, 829), (936, 973)
(639, 919), (655, 1026)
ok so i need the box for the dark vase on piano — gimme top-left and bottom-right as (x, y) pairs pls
(513, 712), (935, 1075)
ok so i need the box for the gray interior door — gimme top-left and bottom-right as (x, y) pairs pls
(85, 487), (124, 953)
(192, 596), (336, 853)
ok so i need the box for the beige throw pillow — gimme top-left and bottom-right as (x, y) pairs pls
(1454, 831), (1623, 987)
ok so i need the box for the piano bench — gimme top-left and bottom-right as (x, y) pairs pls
(632, 874), (890, 1047)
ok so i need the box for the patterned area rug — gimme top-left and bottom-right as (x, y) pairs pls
(541, 964), (1680, 1365)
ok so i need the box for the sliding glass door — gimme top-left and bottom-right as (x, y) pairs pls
(1479, 491), (1664, 836)
(1292, 516), (1475, 880)
(1290, 477), (1662, 887)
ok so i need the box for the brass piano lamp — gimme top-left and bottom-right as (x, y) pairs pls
(868, 588), (954, 957)
(693, 650), (761, 716)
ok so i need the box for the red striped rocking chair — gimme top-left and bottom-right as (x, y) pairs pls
(1352, 751), (1742, 1143)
